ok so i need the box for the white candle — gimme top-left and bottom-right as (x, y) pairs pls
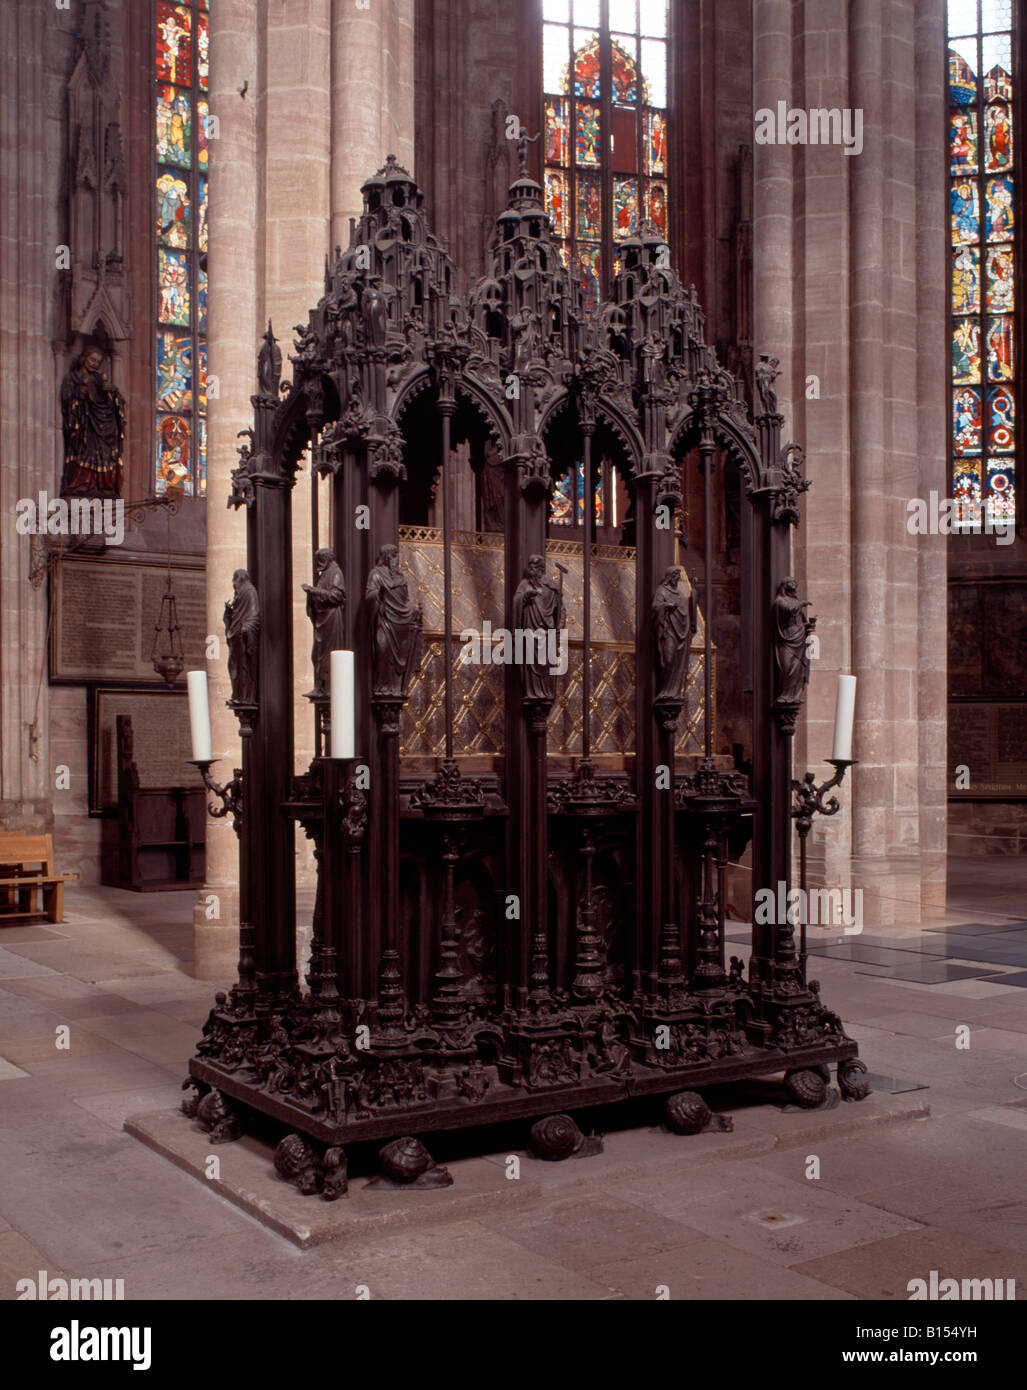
(187, 670), (212, 762)
(330, 650), (355, 759)
(832, 674), (857, 761)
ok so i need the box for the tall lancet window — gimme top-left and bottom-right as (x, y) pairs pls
(154, 0), (210, 496)
(948, 0), (1016, 528)
(542, 0), (668, 313)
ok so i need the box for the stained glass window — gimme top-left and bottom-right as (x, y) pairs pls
(549, 460), (611, 527)
(155, 0), (209, 496)
(543, 0), (669, 311)
(948, 0), (1016, 526)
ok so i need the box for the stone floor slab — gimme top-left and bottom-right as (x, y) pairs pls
(791, 1226), (1027, 1300)
(591, 1236), (856, 1300)
(0, 1032), (124, 1065)
(126, 1107), (548, 1250)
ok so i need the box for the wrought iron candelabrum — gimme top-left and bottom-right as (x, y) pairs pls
(791, 758), (856, 979)
(192, 760), (244, 832)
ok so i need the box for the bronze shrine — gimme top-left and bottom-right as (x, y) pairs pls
(184, 154), (867, 1195)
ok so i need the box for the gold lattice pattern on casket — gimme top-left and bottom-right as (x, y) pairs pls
(397, 527), (709, 758)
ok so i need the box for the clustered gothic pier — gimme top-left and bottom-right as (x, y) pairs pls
(183, 155), (867, 1198)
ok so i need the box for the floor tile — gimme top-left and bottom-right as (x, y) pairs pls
(854, 961), (991, 984)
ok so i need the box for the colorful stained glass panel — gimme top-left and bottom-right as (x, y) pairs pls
(644, 180), (667, 237)
(156, 414), (192, 495)
(645, 109), (667, 175)
(576, 173), (602, 238)
(158, 248), (191, 326)
(576, 102), (601, 166)
(953, 457), (983, 524)
(985, 102), (1013, 170)
(197, 9), (209, 90)
(155, 1), (207, 500)
(988, 385), (1015, 450)
(198, 99), (209, 172)
(198, 260), (208, 334)
(614, 177), (638, 238)
(987, 315), (1014, 380)
(156, 2), (192, 85)
(949, 49), (978, 106)
(986, 175), (1014, 239)
(157, 85), (191, 167)
(545, 97), (569, 165)
(156, 330), (193, 411)
(951, 179), (979, 243)
(198, 340), (208, 411)
(611, 40), (639, 103)
(986, 245), (1014, 311)
(953, 244), (981, 314)
(545, 169), (569, 237)
(578, 244), (601, 313)
(986, 459), (1015, 519)
(551, 471), (574, 525)
(950, 110), (978, 174)
(953, 318), (981, 383)
(197, 175), (207, 253)
(953, 387), (983, 454)
(571, 33), (601, 97)
(949, 3), (1016, 531)
(197, 416), (207, 496)
(156, 170), (191, 248)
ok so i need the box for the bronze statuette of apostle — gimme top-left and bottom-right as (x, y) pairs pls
(365, 544), (422, 697)
(652, 566), (696, 705)
(772, 576), (815, 708)
(512, 554), (566, 704)
(302, 548), (346, 696)
(224, 569), (261, 707)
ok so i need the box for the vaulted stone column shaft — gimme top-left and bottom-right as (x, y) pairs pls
(752, 0), (947, 922)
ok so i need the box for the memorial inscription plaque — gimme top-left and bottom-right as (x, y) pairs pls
(52, 557), (206, 684)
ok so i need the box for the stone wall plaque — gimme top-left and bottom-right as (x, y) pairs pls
(52, 556), (206, 684)
(948, 580), (1027, 700)
(948, 700), (1027, 799)
(91, 687), (202, 813)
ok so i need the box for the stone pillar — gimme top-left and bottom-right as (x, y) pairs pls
(914, 1), (949, 917)
(751, 0), (947, 924)
(0, 1), (55, 838)
(330, 0), (415, 250)
(194, 0), (258, 978)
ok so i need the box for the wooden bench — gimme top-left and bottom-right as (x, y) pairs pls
(0, 833), (79, 923)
